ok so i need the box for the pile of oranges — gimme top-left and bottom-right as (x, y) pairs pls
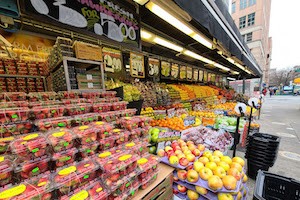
(150, 117), (191, 131)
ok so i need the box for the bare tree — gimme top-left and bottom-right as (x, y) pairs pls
(269, 68), (296, 86)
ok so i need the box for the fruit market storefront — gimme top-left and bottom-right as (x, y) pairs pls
(0, 0), (263, 199)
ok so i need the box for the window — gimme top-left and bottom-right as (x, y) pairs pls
(248, 13), (255, 26)
(248, 0), (256, 6)
(239, 16), (246, 29)
(240, 0), (247, 10)
(232, 2), (236, 13)
(242, 32), (253, 42)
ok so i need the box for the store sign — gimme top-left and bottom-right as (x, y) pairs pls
(24, 0), (140, 47)
(199, 70), (204, 82)
(102, 47), (122, 73)
(170, 63), (179, 79)
(161, 61), (171, 77)
(148, 58), (159, 77)
(130, 52), (145, 78)
(203, 71), (208, 82)
(179, 65), (186, 80)
(187, 66), (193, 80)
(193, 68), (199, 81)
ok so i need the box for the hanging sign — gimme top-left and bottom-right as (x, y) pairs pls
(102, 47), (122, 73)
(187, 66), (193, 80)
(193, 68), (199, 81)
(148, 58), (160, 77)
(161, 61), (171, 77)
(179, 65), (186, 80)
(203, 71), (208, 82)
(23, 0), (140, 47)
(207, 73), (211, 82)
(170, 63), (179, 79)
(130, 52), (145, 78)
(211, 73), (216, 82)
(199, 70), (204, 82)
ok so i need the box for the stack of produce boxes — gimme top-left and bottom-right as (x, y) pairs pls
(0, 91), (158, 200)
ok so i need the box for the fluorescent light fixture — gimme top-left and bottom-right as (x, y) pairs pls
(231, 71), (239, 75)
(213, 63), (230, 71)
(141, 30), (152, 40)
(191, 34), (213, 49)
(153, 37), (183, 52)
(235, 63), (245, 70)
(245, 69), (252, 74)
(133, 0), (149, 5)
(0, 34), (12, 47)
(227, 77), (236, 81)
(227, 57), (235, 64)
(183, 50), (214, 64)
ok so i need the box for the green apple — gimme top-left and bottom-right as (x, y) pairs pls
(149, 146), (157, 154)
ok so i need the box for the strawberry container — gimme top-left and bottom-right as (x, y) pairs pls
(46, 128), (76, 152)
(78, 141), (99, 159)
(99, 111), (120, 123)
(28, 100), (63, 108)
(101, 91), (116, 98)
(0, 110), (7, 124)
(98, 135), (118, 151)
(139, 171), (158, 190)
(36, 117), (73, 132)
(28, 92), (57, 102)
(31, 106), (65, 120)
(82, 92), (101, 99)
(111, 101), (128, 111)
(52, 148), (78, 168)
(0, 136), (14, 154)
(3, 92), (27, 101)
(122, 141), (149, 156)
(14, 155), (50, 181)
(0, 101), (28, 108)
(62, 98), (87, 105)
(0, 155), (14, 186)
(136, 116), (153, 127)
(92, 103), (112, 113)
(91, 121), (114, 139)
(71, 113), (100, 126)
(58, 91), (80, 99)
(5, 107), (30, 123)
(0, 121), (33, 137)
(65, 103), (92, 116)
(110, 129), (131, 146)
(73, 125), (98, 145)
(10, 133), (48, 161)
(105, 97), (120, 103)
(118, 117), (140, 131)
(137, 154), (159, 180)
(87, 98), (106, 104)
(54, 158), (99, 196)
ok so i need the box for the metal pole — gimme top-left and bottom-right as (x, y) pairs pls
(247, 107), (253, 137)
(242, 77), (246, 94)
(233, 116), (240, 157)
(258, 96), (262, 120)
(63, 58), (71, 91)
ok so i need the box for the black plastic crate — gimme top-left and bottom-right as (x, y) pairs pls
(253, 170), (300, 200)
(247, 157), (274, 167)
(248, 138), (280, 147)
(246, 148), (278, 158)
(248, 162), (269, 180)
(251, 133), (280, 142)
(246, 143), (279, 151)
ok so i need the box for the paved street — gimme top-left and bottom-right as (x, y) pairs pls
(237, 95), (300, 198)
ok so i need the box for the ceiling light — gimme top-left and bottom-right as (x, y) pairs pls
(227, 77), (236, 81)
(191, 34), (213, 49)
(183, 50), (214, 64)
(231, 71), (239, 75)
(133, 0), (149, 5)
(141, 30), (152, 40)
(227, 57), (235, 64)
(235, 63), (245, 70)
(213, 63), (230, 71)
(245, 69), (252, 74)
(153, 37), (183, 52)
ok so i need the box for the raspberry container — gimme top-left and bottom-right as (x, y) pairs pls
(72, 125), (98, 145)
(111, 101), (128, 111)
(92, 103), (112, 113)
(36, 117), (73, 132)
(91, 121), (114, 139)
(118, 117), (140, 131)
(101, 91), (116, 98)
(10, 133), (48, 161)
(31, 106), (65, 119)
(61, 98), (87, 105)
(0, 136), (14, 154)
(52, 148), (78, 168)
(14, 155), (50, 181)
(46, 128), (76, 152)
(82, 91), (101, 99)
(78, 141), (99, 159)
(58, 91), (80, 99)
(53, 158), (99, 196)
(72, 113), (100, 126)
(0, 155), (13, 186)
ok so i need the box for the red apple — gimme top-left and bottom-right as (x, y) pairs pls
(179, 157), (189, 167)
(177, 170), (187, 181)
(186, 169), (199, 183)
(192, 149), (201, 156)
(177, 184), (187, 193)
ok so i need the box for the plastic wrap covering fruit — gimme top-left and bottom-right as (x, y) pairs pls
(111, 101), (128, 111)
(0, 171), (54, 200)
(14, 155), (50, 180)
(0, 101), (29, 109)
(72, 113), (100, 126)
(105, 97), (120, 103)
(36, 117), (73, 132)
(27, 92), (57, 102)
(60, 178), (110, 200)
(135, 116), (153, 127)
(54, 158), (99, 196)
(73, 125), (98, 145)
(61, 98), (88, 105)
(101, 91), (116, 98)
(52, 148), (78, 168)
(58, 91), (81, 99)
(78, 141), (99, 158)
(46, 128), (76, 152)
(110, 128), (131, 146)
(99, 111), (120, 123)
(124, 180), (140, 200)
(0, 108), (30, 123)
(140, 171), (158, 190)
(130, 126), (150, 139)
(118, 117), (140, 131)
(11, 133), (48, 161)
(137, 154), (159, 181)
(119, 109), (137, 118)
(91, 121), (114, 139)
(65, 103), (92, 116)
(86, 98), (107, 104)
(31, 106), (65, 119)
(2, 92), (27, 101)
(0, 121), (32, 137)
(92, 103), (112, 113)
(82, 92), (102, 99)
(121, 140), (149, 156)
(0, 155), (13, 186)
(98, 135), (120, 151)
(0, 137), (14, 154)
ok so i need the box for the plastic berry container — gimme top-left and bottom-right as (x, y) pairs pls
(61, 98), (87, 105)
(99, 112), (114, 123)
(123, 141), (149, 156)
(91, 121), (114, 139)
(98, 135), (118, 151)
(10, 133), (48, 161)
(36, 117), (73, 132)
(101, 91), (116, 98)
(0, 109), (7, 124)
(46, 128), (76, 152)
(66, 103), (92, 116)
(4, 92), (27, 101)
(0, 155), (14, 186)
(140, 172), (158, 190)
(136, 116), (153, 127)
(110, 129), (131, 146)
(14, 155), (50, 180)
(82, 92), (101, 99)
(105, 97), (120, 103)
(78, 141), (99, 159)
(31, 106), (65, 119)
(5, 107), (30, 123)
(52, 148), (78, 168)
(87, 98), (106, 104)
(140, 126), (151, 138)
(92, 103), (112, 113)
(108, 174), (137, 200)
(0, 136), (14, 154)
(58, 91), (80, 99)
(72, 113), (100, 126)
(119, 117), (140, 131)
(72, 125), (98, 145)
(111, 101), (128, 111)
(137, 154), (159, 180)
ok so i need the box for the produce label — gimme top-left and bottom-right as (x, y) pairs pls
(187, 66), (193, 80)
(203, 71), (208, 82)
(23, 133), (39, 141)
(161, 61), (171, 77)
(193, 68), (199, 81)
(103, 47), (122, 73)
(52, 131), (65, 137)
(207, 73), (211, 82)
(58, 166), (77, 175)
(148, 58), (160, 77)
(37, 181), (47, 187)
(137, 158), (148, 165)
(171, 63), (179, 79)
(70, 190), (89, 200)
(99, 152), (111, 158)
(0, 156), (4, 162)
(96, 187), (103, 193)
(179, 65), (187, 79)
(199, 70), (204, 81)
(183, 116), (195, 126)
(130, 52), (145, 78)
(0, 184), (26, 199)
(119, 154), (132, 161)
(157, 131), (181, 142)
(167, 108), (176, 118)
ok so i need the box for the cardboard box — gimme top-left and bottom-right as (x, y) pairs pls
(135, 163), (174, 200)
(73, 41), (102, 61)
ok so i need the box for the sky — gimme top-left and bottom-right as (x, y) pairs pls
(269, 0), (300, 69)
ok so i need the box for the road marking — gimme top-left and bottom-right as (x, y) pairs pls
(272, 122), (286, 125)
(287, 128), (294, 130)
(273, 132), (296, 138)
(262, 114), (271, 117)
(279, 151), (300, 162)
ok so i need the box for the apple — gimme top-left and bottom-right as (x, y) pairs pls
(186, 154), (196, 162)
(213, 150), (224, 158)
(217, 193), (234, 200)
(195, 185), (208, 195)
(167, 152), (176, 158)
(227, 168), (241, 180)
(186, 165), (194, 170)
(177, 154), (186, 159)
(175, 150), (183, 155)
(198, 167), (213, 181)
(177, 184), (187, 193)
(173, 176), (179, 182)
(188, 145), (196, 152)
(186, 141), (194, 146)
(181, 146), (189, 152)
(197, 144), (205, 151)
(187, 169), (199, 183)
(198, 157), (209, 165)
(157, 149), (165, 157)
(243, 174), (248, 183)
(178, 139), (184, 144)
(177, 170), (187, 180)
(184, 150), (192, 156)
(192, 149), (201, 157)
(203, 151), (212, 158)
(230, 162), (243, 172)
(205, 162), (217, 171)
(237, 192), (242, 200)
(187, 190), (199, 200)
(208, 175), (223, 190)
(209, 155), (221, 163)
(169, 155), (179, 165)
(179, 157), (189, 167)
(213, 166), (226, 178)
(193, 161), (204, 172)
(220, 156), (232, 165)
(171, 142), (179, 150)
(165, 146), (172, 152)
(174, 146), (182, 151)
(222, 175), (237, 190)
(232, 157), (245, 167)
(217, 161), (230, 171)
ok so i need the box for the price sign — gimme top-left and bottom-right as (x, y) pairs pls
(193, 68), (199, 81)
(161, 61), (171, 77)
(103, 47), (122, 73)
(203, 71), (208, 82)
(179, 65), (186, 79)
(170, 63), (179, 79)
(167, 108), (175, 118)
(148, 58), (160, 77)
(183, 116), (195, 126)
(199, 70), (204, 82)
(187, 66), (193, 80)
(130, 52), (145, 78)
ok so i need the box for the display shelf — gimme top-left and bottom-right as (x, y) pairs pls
(0, 74), (45, 79)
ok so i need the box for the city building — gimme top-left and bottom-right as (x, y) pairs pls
(231, 0), (272, 86)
